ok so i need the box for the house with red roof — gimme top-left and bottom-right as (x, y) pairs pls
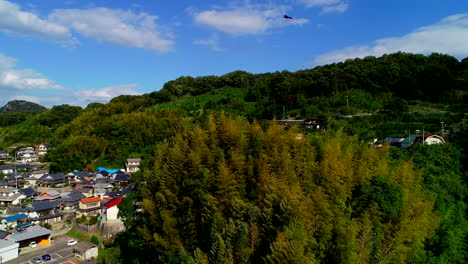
(103, 197), (123, 221)
(77, 197), (101, 218)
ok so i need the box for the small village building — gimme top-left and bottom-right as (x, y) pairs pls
(0, 239), (19, 262)
(34, 143), (50, 157)
(0, 213), (29, 230)
(26, 201), (62, 224)
(37, 173), (66, 187)
(113, 173), (130, 186)
(0, 165), (14, 175)
(7, 226), (51, 248)
(35, 190), (61, 202)
(61, 192), (86, 211)
(0, 151), (11, 160)
(125, 158), (141, 173)
(19, 187), (37, 198)
(17, 147), (38, 163)
(103, 197), (123, 221)
(0, 188), (25, 206)
(72, 241), (98, 260)
(77, 197), (102, 218)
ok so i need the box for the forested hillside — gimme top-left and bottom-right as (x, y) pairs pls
(100, 113), (467, 264)
(0, 52), (467, 263)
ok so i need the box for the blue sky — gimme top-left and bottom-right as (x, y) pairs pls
(0, 0), (467, 107)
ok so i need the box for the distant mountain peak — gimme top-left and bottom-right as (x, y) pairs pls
(0, 100), (47, 112)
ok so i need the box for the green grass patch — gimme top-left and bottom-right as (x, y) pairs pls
(66, 228), (92, 242)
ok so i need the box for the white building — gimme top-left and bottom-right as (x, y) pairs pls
(104, 197), (123, 221)
(125, 158), (141, 173)
(0, 239), (19, 262)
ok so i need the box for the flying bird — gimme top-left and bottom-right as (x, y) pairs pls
(284, 15), (293, 19)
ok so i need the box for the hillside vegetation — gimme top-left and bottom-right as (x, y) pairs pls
(0, 53), (467, 263)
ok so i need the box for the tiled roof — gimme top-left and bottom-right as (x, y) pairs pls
(81, 196), (101, 204)
(27, 201), (55, 212)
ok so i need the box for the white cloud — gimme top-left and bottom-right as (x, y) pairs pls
(73, 84), (142, 104)
(0, 53), (64, 90)
(297, 0), (348, 14)
(322, 3), (348, 13)
(193, 4), (308, 35)
(0, 0), (74, 43)
(314, 13), (468, 65)
(193, 34), (224, 52)
(49, 8), (174, 52)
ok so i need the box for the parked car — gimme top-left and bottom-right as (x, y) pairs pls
(42, 254), (51, 262)
(67, 239), (78, 246)
(33, 257), (42, 263)
(29, 241), (37, 248)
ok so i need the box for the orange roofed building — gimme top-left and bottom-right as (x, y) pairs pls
(77, 197), (101, 218)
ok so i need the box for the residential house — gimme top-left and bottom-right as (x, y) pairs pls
(0, 150), (11, 160)
(125, 158), (141, 173)
(61, 192), (86, 211)
(34, 143), (50, 157)
(0, 213), (29, 230)
(73, 188), (94, 198)
(94, 181), (114, 197)
(103, 197), (123, 221)
(26, 201), (62, 224)
(35, 190), (61, 202)
(112, 171), (130, 186)
(17, 147), (38, 163)
(0, 239), (19, 262)
(0, 165), (14, 175)
(4, 174), (24, 188)
(0, 188), (25, 206)
(37, 173), (66, 187)
(77, 197), (101, 218)
(19, 187), (37, 198)
(72, 241), (98, 260)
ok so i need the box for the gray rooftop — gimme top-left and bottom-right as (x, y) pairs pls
(9, 227), (51, 242)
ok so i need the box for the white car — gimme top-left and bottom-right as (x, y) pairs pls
(29, 241), (37, 248)
(67, 240), (78, 246)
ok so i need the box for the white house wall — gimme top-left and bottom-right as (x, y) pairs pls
(0, 242), (19, 262)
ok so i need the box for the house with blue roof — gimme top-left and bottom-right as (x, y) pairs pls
(0, 213), (29, 230)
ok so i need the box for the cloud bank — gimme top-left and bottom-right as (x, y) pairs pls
(0, 0), (173, 51)
(314, 14), (468, 65)
(49, 8), (174, 52)
(193, 4), (308, 35)
(0, 0), (73, 43)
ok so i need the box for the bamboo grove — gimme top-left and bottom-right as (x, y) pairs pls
(99, 113), (466, 264)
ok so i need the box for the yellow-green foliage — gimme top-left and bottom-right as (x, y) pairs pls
(139, 113), (437, 263)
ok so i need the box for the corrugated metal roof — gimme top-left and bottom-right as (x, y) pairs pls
(3, 213), (28, 222)
(105, 197), (123, 209)
(9, 227), (51, 242)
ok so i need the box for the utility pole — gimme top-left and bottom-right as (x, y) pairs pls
(282, 106), (286, 120)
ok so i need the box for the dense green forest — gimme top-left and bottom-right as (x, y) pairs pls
(0, 52), (467, 263)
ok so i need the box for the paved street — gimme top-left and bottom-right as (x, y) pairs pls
(6, 236), (96, 264)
